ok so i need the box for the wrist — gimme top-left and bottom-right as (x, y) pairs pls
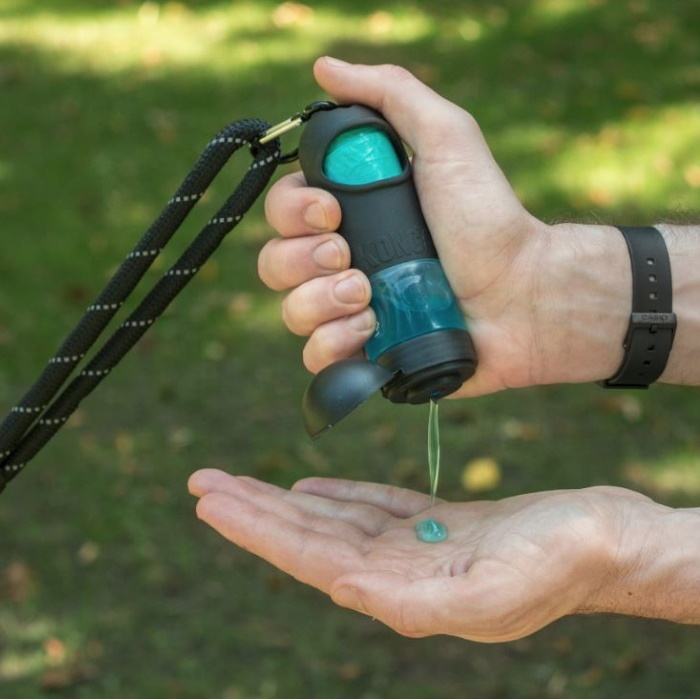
(532, 221), (631, 385)
(583, 492), (700, 623)
(533, 221), (700, 388)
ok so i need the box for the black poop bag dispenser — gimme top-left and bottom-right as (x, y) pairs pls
(299, 104), (477, 437)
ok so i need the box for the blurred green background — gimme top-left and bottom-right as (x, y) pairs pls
(1, 0), (699, 696)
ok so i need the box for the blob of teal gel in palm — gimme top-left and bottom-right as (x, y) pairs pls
(415, 518), (448, 543)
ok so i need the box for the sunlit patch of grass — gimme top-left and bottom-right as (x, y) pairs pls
(624, 451), (700, 496)
(0, 613), (57, 682)
(528, 0), (589, 23)
(0, 2), (434, 77)
(0, 648), (46, 683)
(509, 103), (700, 212)
(0, 3), (295, 74)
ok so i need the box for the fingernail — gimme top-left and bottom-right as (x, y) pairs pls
(312, 239), (343, 270)
(334, 275), (366, 304)
(323, 56), (349, 68)
(349, 309), (374, 332)
(304, 202), (328, 230)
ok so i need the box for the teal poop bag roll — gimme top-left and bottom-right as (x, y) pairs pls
(323, 126), (403, 185)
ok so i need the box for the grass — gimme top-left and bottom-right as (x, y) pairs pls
(1, 0), (699, 696)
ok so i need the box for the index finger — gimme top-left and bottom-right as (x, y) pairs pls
(195, 490), (365, 593)
(292, 478), (436, 518)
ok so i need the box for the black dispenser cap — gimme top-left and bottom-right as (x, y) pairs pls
(377, 329), (476, 403)
(301, 329), (477, 437)
(302, 359), (395, 438)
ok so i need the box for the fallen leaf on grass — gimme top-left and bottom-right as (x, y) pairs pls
(228, 292), (252, 318)
(169, 426), (194, 450)
(44, 638), (67, 664)
(41, 663), (97, 690)
(598, 395), (643, 422)
(2, 560), (35, 602)
(337, 660), (363, 681)
(367, 10), (394, 35)
(0, 324), (15, 346)
(683, 164), (700, 188)
(77, 541), (100, 566)
(499, 418), (541, 441)
(272, 2), (314, 27)
(391, 456), (421, 484)
(371, 421), (397, 447)
(199, 259), (219, 282)
(577, 665), (604, 687)
(297, 442), (330, 472)
(461, 457), (501, 493)
(61, 284), (90, 306)
(148, 109), (178, 144)
(114, 431), (134, 456)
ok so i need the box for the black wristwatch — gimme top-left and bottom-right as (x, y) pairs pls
(602, 226), (676, 389)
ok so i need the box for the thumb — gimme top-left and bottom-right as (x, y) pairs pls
(313, 57), (486, 158)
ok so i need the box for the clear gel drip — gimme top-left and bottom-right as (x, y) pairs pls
(415, 399), (448, 543)
(428, 398), (440, 506)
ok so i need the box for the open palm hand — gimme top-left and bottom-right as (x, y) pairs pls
(189, 470), (644, 641)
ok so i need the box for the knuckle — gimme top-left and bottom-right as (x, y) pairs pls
(441, 107), (483, 151)
(316, 311), (369, 358)
(257, 239), (287, 291)
(424, 107), (477, 150)
(378, 63), (414, 84)
(263, 173), (304, 231)
(282, 291), (313, 336)
(311, 323), (339, 357)
(280, 295), (298, 333)
(256, 241), (274, 288)
(461, 106), (479, 129)
(458, 107), (481, 136)
(302, 341), (320, 373)
(195, 493), (216, 521)
(303, 333), (333, 373)
(263, 185), (281, 228)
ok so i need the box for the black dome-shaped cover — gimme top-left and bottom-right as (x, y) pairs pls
(302, 359), (395, 438)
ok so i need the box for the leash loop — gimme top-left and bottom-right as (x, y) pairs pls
(0, 117), (281, 491)
(256, 100), (337, 163)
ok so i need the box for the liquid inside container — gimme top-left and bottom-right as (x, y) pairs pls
(323, 126), (468, 363)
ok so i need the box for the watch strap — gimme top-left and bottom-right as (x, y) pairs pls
(603, 225), (676, 389)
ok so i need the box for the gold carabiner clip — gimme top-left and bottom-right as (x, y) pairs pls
(256, 100), (336, 163)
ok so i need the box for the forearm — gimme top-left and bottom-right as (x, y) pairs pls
(539, 221), (700, 386)
(656, 223), (700, 385)
(591, 500), (700, 623)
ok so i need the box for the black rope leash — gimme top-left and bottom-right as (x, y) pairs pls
(0, 117), (283, 492)
(0, 100), (337, 493)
